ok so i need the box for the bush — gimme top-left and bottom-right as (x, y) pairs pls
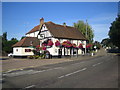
(28, 55), (34, 59)
(28, 55), (41, 59)
(40, 54), (46, 59)
(34, 55), (40, 59)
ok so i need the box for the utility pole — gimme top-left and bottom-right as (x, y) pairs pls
(86, 20), (88, 39)
(85, 19), (88, 54)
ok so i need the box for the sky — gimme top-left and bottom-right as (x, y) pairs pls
(2, 2), (118, 42)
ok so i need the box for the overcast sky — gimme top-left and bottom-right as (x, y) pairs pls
(2, 2), (118, 42)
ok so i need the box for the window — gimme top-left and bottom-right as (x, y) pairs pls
(25, 49), (31, 52)
(16, 49), (18, 52)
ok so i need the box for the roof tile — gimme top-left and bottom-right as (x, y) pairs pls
(12, 37), (39, 47)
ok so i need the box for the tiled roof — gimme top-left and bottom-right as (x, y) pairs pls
(26, 25), (40, 34)
(44, 22), (86, 40)
(12, 37), (39, 47)
(26, 21), (86, 40)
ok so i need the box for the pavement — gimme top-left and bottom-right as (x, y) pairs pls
(1, 48), (108, 73)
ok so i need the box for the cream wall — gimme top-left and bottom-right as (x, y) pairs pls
(13, 47), (34, 56)
(47, 38), (59, 56)
(49, 38), (84, 56)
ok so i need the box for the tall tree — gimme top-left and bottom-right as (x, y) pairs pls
(2, 32), (7, 41)
(101, 38), (114, 48)
(94, 41), (101, 49)
(2, 32), (7, 51)
(3, 39), (18, 53)
(2, 32), (19, 55)
(73, 20), (94, 43)
(108, 16), (120, 49)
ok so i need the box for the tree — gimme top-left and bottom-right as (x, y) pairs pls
(2, 32), (7, 52)
(73, 20), (94, 43)
(2, 32), (19, 55)
(2, 32), (7, 41)
(94, 41), (101, 50)
(3, 39), (18, 53)
(108, 16), (120, 49)
(101, 38), (114, 48)
(20, 36), (26, 40)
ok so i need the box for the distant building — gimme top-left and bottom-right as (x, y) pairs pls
(13, 18), (87, 57)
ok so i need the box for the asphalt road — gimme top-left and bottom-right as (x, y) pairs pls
(2, 54), (119, 89)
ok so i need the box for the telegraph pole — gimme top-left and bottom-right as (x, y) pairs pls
(86, 20), (88, 39)
(85, 19), (88, 54)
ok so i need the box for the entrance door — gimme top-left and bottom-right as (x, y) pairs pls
(58, 49), (62, 58)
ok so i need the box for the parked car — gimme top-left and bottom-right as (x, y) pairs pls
(8, 53), (13, 57)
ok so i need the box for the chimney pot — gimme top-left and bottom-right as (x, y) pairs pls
(40, 17), (44, 25)
(63, 22), (66, 26)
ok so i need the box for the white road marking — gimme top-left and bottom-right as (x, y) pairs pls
(71, 62), (85, 66)
(5, 67), (64, 77)
(92, 62), (103, 67)
(6, 70), (34, 77)
(54, 67), (63, 69)
(38, 67), (63, 72)
(58, 68), (87, 79)
(58, 75), (65, 79)
(25, 85), (35, 88)
(33, 67), (63, 73)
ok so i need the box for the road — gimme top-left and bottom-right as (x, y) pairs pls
(2, 54), (118, 88)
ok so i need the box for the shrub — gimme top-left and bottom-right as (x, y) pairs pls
(40, 54), (46, 59)
(34, 55), (40, 59)
(28, 55), (34, 59)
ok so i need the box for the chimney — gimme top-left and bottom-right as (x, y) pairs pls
(63, 22), (66, 26)
(40, 17), (44, 25)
